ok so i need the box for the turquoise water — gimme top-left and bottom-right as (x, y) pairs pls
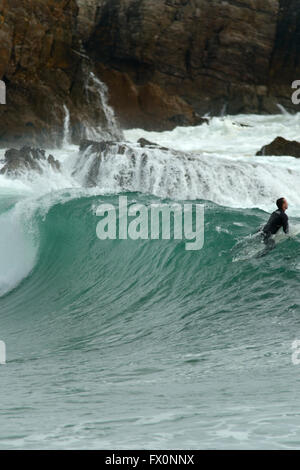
(1, 114), (300, 449)
(0, 193), (300, 449)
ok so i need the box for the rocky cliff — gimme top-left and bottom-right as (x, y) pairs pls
(0, 0), (299, 145)
(269, 0), (300, 110)
(0, 0), (120, 146)
(87, 0), (300, 122)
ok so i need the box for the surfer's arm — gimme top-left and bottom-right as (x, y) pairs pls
(282, 214), (289, 234)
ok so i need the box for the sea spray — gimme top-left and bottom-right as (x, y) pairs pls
(0, 59), (300, 449)
(1, 114), (300, 214)
(72, 140), (300, 213)
(62, 105), (71, 147)
(82, 72), (123, 141)
(0, 341), (5, 365)
(89, 72), (122, 139)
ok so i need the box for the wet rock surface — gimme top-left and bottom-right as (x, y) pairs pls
(256, 136), (300, 157)
(87, 0), (296, 119)
(0, 0), (120, 147)
(0, 146), (61, 175)
(1, 1), (300, 144)
(77, 138), (173, 187)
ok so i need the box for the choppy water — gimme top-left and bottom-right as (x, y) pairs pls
(0, 113), (300, 449)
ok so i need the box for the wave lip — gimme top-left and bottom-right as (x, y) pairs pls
(0, 203), (38, 297)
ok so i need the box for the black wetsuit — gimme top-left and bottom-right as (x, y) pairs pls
(262, 209), (289, 246)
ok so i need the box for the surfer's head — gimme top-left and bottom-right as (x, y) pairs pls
(276, 197), (288, 212)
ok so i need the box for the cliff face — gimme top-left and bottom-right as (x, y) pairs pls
(269, 0), (300, 109)
(88, 0), (282, 119)
(0, 0), (116, 146)
(0, 0), (75, 145)
(0, 0), (299, 145)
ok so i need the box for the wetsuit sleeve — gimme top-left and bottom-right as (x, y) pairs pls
(282, 213), (289, 234)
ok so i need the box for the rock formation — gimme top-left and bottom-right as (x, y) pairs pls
(87, 0), (277, 118)
(0, 0), (121, 147)
(256, 136), (300, 157)
(76, 137), (175, 186)
(0, 0), (300, 145)
(87, 0), (300, 120)
(268, 0), (300, 112)
(0, 146), (60, 175)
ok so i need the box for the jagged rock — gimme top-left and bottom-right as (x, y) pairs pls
(0, 0), (78, 146)
(232, 122), (252, 128)
(268, 0), (300, 112)
(77, 139), (136, 186)
(92, 64), (203, 131)
(76, 0), (100, 42)
(87, 0), (288, 119)
(79, 139), (127, 155)
(256, 137), (300, 157)
(0, 0), (121, 147)
(77, 138), (174, 187)
(47, 154), (61, 171)
(138, 138), (158, 147)
(168, 114), (208, 127)
(137, 138), (169, 151)
(80, 139), (113, 153)
(194, 116), (210, 127)
(2, 1), (300, 144)
(79, 137), (172, 156)
(0, 146), (60, 175)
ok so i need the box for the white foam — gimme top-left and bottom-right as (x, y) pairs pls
(124, 113), (300, 156)
(0, 113), (299, 295)
(1, 113), (300, 215)
(0, 203), (38, 296)
(82, 72), (123, 141)
(123, 113), (300, 215)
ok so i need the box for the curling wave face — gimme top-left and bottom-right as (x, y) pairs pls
(0, 113), (300, 449)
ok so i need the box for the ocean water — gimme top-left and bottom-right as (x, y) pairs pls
(0, 113), (300, 449)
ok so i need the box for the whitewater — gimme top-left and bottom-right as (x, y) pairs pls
(0, 110), (300, 449)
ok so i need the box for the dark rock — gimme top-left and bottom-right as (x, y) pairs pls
(77, 139), (139, 186)
(0, 146), (60, 175)
(138, 138), (169, 151)
(0, 0), (79, 146)
(168, 114), (194, 127)
(194, 116), (210, 127)
(76, 138), (176, 187)
(91, 66), (201, 131)
(232, 122), (252, 128)
(0, 0), (122, 147)
(87, 0), (284, 120)
(256, 137), (300, 157)
(2, 0), (300, 144)
(268, 0), (300, 113)
(80, 139), (114, 154)
(79, 139), (127, 155)
(79, 138), (171, 156)
(168, 114), (209, 127)
(47, 154), (61, 171)
(138, 138), (158, 148)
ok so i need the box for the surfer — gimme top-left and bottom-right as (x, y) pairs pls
(261, 197), (289, 250)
